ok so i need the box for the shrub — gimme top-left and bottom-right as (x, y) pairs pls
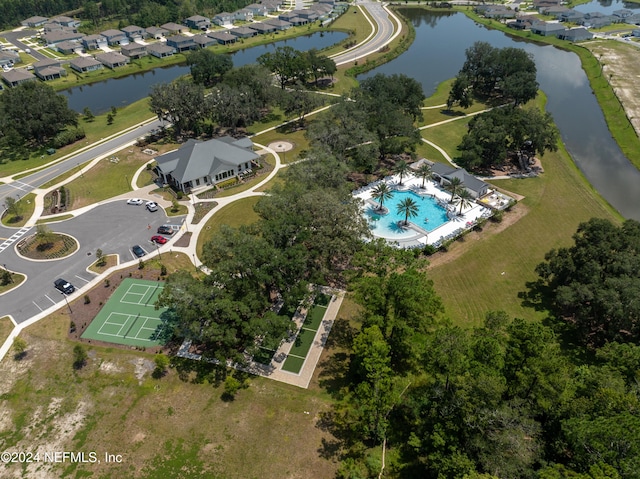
(176, 191), (184, 200)
(70, 321), (76, 333)
(160, 264), (167, 276)
(0, 269), (12, 286)
(52, 128), (85, 149)
(13, 337), (27, 360)
(104, 279), (110, 288)
(83, 295), (90, 304)
(491, 210), (504, 223)
(73, 344), (88, 370)
(138, 259), (145, 270)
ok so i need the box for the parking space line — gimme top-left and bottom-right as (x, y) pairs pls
(32, 301), (43, 312)
(74, 275), (90, 283)
(44, 295), (57, 305)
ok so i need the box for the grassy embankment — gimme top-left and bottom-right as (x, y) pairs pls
(421, 92), (621, 326)
(461, 7), (640, 171)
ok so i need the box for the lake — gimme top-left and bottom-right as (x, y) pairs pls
(360, 9), (640, 220)
(62, 31), (348, 115)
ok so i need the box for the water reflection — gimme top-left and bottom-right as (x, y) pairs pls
(360, 10), (640, 219)
(62, 31), (347, 114)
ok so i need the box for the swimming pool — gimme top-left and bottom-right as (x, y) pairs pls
(365, 190), (450, 239)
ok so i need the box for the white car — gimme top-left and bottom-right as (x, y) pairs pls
(127, 198), (144, 205)
(146, 201), (158, 212)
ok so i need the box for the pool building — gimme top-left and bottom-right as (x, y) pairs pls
(353, 160), (508, 248)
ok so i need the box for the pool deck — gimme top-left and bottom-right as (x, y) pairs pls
(354, 175), (493, 248)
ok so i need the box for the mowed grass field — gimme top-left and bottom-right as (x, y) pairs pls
(423, 102), (621, 326)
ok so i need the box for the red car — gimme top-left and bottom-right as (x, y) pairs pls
(151, 235), (167, 244)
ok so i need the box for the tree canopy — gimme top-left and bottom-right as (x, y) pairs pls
(149, 79), (207, 137)
(0, 81), (78, 147)
(457, 106), (559, 171)
(448, 41), (539, 108)
(187, 49), (233, 87)
(528, 218), (640, 348)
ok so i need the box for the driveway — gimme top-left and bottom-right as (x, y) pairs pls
(2, 29), (48, 61)
(1, 199), (184, 324)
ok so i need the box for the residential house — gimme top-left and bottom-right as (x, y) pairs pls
(541, 6), (569, 15)
(507, 17), (533, 30)
(96, 51), (130, 68)
(192, 34), (217, 48)
(558, 9), (584, 23)
(55, 40), (82, 54)
(82, 34), (107, 51)
(0, 51), (19, 68)
(533, 0), (561, 11)
(161, 22), (189, 34)
(1, 69), (37, 87)
(429, 163), (490, 199)
(120, 42), (147, 58)
(121, 25), (146, 41)
(166, 34), (195, 52)
(264, 18), (292, 30)
(154, 137), (259, 192)
(234, 8), (254, 22)
(147, 42), (176, 58)
(229, 26), (258, 39)
(43, 22), (71, 32)
(21, 16), (49, 28)
(292, 9), (319, 21)
(476, 6), (516, 19)
(50, 16), (81, 28)
(101, 29), (128, 46)
(249, 22), (277, 35)
(278, 12), (309, 25)
(146, 26), (169, 39)
(628, 13), (640, 25)
(185, 15), (211, 30)
(530, 20), (567, 36)
(213, 12), (234, 26)
(633, 28), (640, 36)
(612, 9), (633, 20)
(246, 4), (269, 16)
(206, 31), (237, 45)
(33, 58), (66, 80)
(69, 56), (103, 73)
(42, 30), (85, 46)
(262, 0), (282, 13)
(557, 27), (593, 41)
(582, 15), (613, 28)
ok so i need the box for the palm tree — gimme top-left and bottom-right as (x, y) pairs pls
(446, 177), (463, 203)
(455, 188), (474, 215)
(393, 160), (410, 185)
(414, 163), (432, 189)
(396, 197), (419, 226)
(371, 182), (393, 211)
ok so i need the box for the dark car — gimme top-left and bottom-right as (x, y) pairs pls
(54, 278), (75, 295)
(157, 225), (174, 235)
(132, 245), (146, 258)
(151, 235), (167, 244)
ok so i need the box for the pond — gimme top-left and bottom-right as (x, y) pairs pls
(360, 10), (640, 220)
(62, 31), (348, 115)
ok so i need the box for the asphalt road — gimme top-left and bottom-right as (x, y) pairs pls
(0, 118), (162, 207)
(3, 29), (47, 61)
(332, 0), (398, 65)
(0, 201), (184, 324)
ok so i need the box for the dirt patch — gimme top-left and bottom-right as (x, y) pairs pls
(585, 41), (640, 137)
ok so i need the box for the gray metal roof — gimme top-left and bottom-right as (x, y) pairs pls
(156, 137), (259, 184)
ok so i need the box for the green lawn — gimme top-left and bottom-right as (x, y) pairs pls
(289, 328), (316, 357)
(304, 305), (328, 331)
(196, 197), (261, 258)
(282, 354), (306, 373)
(252, 129), (312, 164)
(0, 193), (37, 227)
(0, 97), (155, 178)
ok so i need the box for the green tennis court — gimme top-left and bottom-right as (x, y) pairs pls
(81, 278), (169, 347)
